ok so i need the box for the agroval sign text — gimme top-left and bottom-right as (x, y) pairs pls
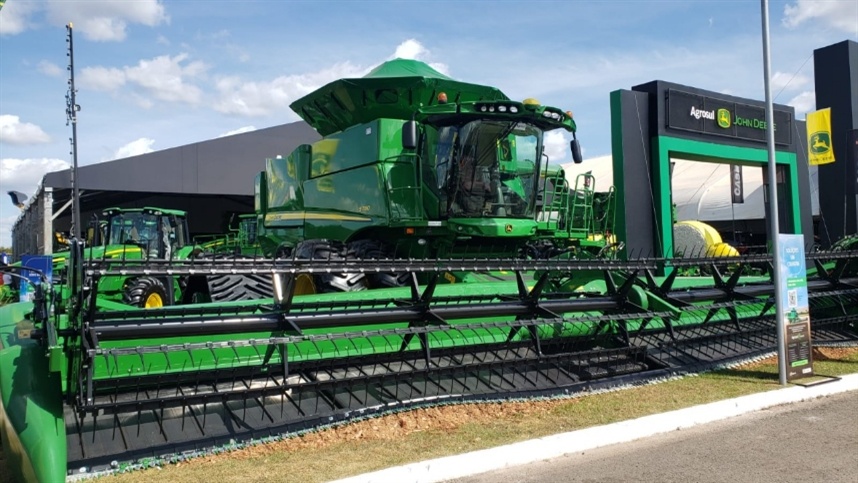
(667, 89), (793, 145)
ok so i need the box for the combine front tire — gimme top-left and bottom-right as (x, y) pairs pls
(348, 239), (410, 288)
(124, 277), (169, 308)
(294, 240), (367, 293)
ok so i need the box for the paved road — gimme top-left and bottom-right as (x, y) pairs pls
(449, 390), (858, 483)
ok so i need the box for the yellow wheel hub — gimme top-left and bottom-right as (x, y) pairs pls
(144, 292), (164, 309)
(294, 273), (317, 295)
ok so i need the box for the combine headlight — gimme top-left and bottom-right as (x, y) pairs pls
(543, 111), (552, 118)
(480, 105), (488, 112)
(489, 106), (495, 112)
(498, 105), (507, 112)
(551, 112), (561, 120)
(510, 106), (519, 113)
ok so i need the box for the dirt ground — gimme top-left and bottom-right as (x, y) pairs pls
(188, 398), (562, 464)
(185, 346), (857, 466)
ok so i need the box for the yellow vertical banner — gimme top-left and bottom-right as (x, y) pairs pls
(807, 108), (835, 166)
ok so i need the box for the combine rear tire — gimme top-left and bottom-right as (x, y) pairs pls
(124, 277), (169, 308)
(294, 240), (367, 293)
(349, 239), (410, 288)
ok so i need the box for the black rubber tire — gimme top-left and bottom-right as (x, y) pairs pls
(348, 239), (410, 288)
(197, 252), (274, 303)
(123, 277), (169, 308)
(294, 240), (367, 293)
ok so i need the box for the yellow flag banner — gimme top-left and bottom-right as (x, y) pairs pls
(807, 108), (835, 166)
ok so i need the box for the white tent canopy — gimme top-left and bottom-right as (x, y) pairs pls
(560, 155), (820, 222)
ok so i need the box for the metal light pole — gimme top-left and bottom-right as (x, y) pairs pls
(760, 0), (787, 385)
(66, 23), (82, 239)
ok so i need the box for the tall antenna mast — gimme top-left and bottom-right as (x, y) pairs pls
(65, 22), (82, 239)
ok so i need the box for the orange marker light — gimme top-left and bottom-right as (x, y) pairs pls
(437, 92), (448, 104)
(405, 227), (416, 235)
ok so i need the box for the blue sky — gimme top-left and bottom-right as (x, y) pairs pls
(0, 0), (856, 247)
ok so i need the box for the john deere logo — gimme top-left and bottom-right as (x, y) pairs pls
(505, 224), (513, 233)
(717, 109), (731, 128)
(810, 132), (831, 154)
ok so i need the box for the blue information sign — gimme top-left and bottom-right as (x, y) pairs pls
(19, 255), (53, 303)
(777, 234), (813, 381)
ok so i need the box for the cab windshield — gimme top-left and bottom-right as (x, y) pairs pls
(107, 213), (160, 246)
(105, 212), (186, 258)
(424, 120), (542, 218)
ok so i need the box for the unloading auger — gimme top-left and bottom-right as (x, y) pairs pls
(2, 236), (857, 482)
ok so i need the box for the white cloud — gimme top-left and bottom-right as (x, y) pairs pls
(0, 214), (18, 248)
(0, 115), (51, 145)
(771, 71), (809, 94)
(0, 0), (37, 35)
(80, 54), (206, 105)
(787, 90), (816, 118)
(0, 150), (60, 242)
(783, 0), (858, 33)
(37, 60), (64, 77)
(390, 39), (450, 76)
(213, 40), (453, 119)
(394, 39), (429, 60)
(213, 61), (365, 117)
(0, 157), (70, 196)
(113, 138), (155, 160)
(79, 66), (127, 91)
(544, 130), (570, 165)
(46, 0), (169, 42)
(218, 126), (257, 137)
(124, 53), (206, 104)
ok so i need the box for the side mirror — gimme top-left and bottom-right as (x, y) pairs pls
(570, 139), (583, 164)
(402, 120), (417, 150)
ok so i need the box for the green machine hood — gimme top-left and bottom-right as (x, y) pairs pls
(290, 59), (509, 136)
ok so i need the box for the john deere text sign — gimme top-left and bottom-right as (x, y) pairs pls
(666, 89), (792, 145)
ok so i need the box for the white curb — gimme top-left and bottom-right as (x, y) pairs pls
(330, 373), (858, 483)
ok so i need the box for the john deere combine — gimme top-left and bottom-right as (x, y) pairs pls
(253, 59), (586, 268)
(2, 60), (858, 483)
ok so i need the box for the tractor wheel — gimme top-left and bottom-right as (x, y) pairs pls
(123, 277), (169, 309)
(348, 239), (410, 288)
(294, 240), (367, 293)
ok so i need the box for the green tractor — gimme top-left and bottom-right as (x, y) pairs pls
(53, 206), (199, 308)
(254, 59), (586, 292)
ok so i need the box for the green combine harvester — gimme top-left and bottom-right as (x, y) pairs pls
(253, 59), (587, 266)
(1, 60), (858, 483)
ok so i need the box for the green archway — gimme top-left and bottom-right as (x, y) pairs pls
(610, 81), (812, 261)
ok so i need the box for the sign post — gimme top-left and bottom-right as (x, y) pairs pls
(760, 0), (788, 385)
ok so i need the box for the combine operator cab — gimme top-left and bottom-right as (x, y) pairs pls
(410, 97), (584, 257)
(427, 120), (541, 218)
